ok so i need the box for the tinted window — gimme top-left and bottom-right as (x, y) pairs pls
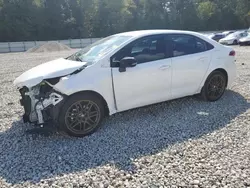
(206, 42), (214, 50)
(168, 34), (213, 57)
(111, 35), (167, 65)
(195, 37), (208, 52)
(213, 34), (224, 40)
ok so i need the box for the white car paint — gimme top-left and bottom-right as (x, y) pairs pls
(222, 31), (234, 36)
(14, 58), (87, 88)
(171, 50), (212, 98)
(14, 29), (237, 125)
(112, 57), (172, 112)
(239, 36), (250, 42)
(239, 33), (250, 42)
(219, 31), (248, 45)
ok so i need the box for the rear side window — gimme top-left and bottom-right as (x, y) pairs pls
(206, 41), (214, 50)
(195, 37), (207, 52)
(167, 34), (214, 57)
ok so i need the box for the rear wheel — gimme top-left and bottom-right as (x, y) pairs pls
(201, 71), (227, 102)
(58, 93), (104, 137)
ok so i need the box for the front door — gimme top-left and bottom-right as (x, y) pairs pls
(111, 35), (172, 112)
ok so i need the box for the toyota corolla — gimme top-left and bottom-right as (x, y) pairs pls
(14, 30), (237, 137)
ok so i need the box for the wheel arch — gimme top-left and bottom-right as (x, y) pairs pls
(210, 68), (228, 87)
(67, 90), (110, 117)
(199, 68), (229, 93)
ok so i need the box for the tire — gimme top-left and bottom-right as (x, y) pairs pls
(233, 40), (238, 45)
(58, 92), (105, 137)
(201, 71), (227, 102)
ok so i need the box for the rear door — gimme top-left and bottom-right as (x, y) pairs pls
(167, 34), (213, 98)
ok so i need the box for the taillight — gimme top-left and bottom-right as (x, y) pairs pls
(229, 50), (236, 56)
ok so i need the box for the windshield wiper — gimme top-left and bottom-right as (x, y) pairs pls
(65, 53), (83, 62)
(75, 56), (83, 62)
(70, 65), (88, 75)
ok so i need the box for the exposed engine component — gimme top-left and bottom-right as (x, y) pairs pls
(35, 92), (63, 124)
(19, 81), (64, 125)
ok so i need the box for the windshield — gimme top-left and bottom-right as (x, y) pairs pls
(66, 35), (132, 64)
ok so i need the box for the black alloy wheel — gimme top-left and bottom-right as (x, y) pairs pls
(59, 93), (104, 137)
(65, 100), (100, 134)
(201, 71), (227, 102)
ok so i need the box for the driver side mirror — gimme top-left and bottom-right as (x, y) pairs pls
(119, 57), (137, 73)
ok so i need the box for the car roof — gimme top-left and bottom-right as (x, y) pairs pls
(113, 29), (204, 37)
(111, 29), (222, 48)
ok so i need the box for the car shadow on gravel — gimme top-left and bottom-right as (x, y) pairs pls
(0, 90), (249, 184)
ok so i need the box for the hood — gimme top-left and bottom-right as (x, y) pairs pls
(223, 36), (236, 41)
(240, 36), (250, 42)
(14, 58), (87, 88)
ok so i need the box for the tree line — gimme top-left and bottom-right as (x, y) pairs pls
(0, 0), (249, 42)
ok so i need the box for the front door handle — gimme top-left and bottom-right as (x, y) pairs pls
(159, 65), (171, 70)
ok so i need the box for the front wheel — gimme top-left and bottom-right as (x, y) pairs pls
(233, 40), (238, 45)
(201, 71), (227, 102)
(58, 93), (104, 137)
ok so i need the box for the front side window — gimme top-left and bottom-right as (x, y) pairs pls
(111, 35), (167, 65)
(168, 34), (212, 57)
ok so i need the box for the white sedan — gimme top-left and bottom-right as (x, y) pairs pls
(14, 30), (237, 137)
(219, 31), (248, 45)
(239, 33), (250, 46)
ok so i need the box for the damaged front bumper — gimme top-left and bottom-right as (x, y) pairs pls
(19, 83), (65, 125)
(19, 87), (32, 123)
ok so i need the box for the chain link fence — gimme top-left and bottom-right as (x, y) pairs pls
(0, 38), (101, 53)
(1, 29), (248, 53)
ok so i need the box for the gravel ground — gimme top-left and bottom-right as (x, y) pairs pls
(0, 47), (249, 188)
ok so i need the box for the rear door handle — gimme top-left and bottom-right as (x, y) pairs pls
(159, 65), (171, 70)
